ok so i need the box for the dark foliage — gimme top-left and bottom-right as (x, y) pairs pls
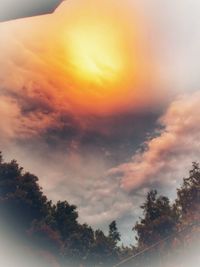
(0, 152), (199, 267)
(133, 190), (178, 248)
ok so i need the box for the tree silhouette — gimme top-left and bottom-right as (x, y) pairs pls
(134, 190), (178, 248)
(0, 151), (199, 267)
(175, 162), (200, 224)
(109, 220), (121, 245)
(0, 153), (48, 231)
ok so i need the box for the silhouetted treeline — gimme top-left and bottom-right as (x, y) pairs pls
(0, 152), (199, 267)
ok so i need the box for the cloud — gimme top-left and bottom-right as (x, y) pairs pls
(0, 89), (76, 142)
(110, 91), (200, 193)
(1, 0), (200, 245)
(0, 75), (158, 241)
(0, 0), (170, 118)
(0, 95), (21, 140)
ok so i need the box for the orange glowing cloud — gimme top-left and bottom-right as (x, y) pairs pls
(0, 0), (164, 116)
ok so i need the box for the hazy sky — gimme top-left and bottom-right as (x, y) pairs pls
(1, 0), (200, 244)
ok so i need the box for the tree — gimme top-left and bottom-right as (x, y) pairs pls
(175, 162), (200, 224)
(63, 223), (95, 266)
(90, 223), (121, 267)
(51, 201), (79, 241)
(1, 151), (199, 267)
(91, 229), (112, 266)
(0, 154), (48, 231)
(27, 220), (63, 257)
(108, 221), (121, 245)
(173, 163), (200, 250)
(134, 190), (178, 248)
(108, 221), (121, 265)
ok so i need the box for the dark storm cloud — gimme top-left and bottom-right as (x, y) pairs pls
(0, 82), (160, 164)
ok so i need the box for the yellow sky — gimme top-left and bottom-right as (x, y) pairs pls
(0, 0), (163, 115)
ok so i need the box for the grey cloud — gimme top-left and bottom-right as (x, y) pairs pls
(109, 91), (200, 196)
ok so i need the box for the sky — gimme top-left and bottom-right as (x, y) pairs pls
(1, 0), (200, 245)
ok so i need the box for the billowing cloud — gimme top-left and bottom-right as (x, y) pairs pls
(110, 91), (200, 193)
(1, 0), (200, 246)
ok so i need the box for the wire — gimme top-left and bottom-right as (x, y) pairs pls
(113, 221), (200, 267)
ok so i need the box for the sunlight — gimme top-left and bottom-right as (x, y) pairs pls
(67, 23), (124, 85)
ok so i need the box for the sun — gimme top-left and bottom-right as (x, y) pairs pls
(66, 23), (124, 85)
(59, 1), (151, 114)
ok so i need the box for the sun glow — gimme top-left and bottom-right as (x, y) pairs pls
(13, 0), (156, 115)
(67, 23), (124, 86)
(60, 11), (137, 114)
